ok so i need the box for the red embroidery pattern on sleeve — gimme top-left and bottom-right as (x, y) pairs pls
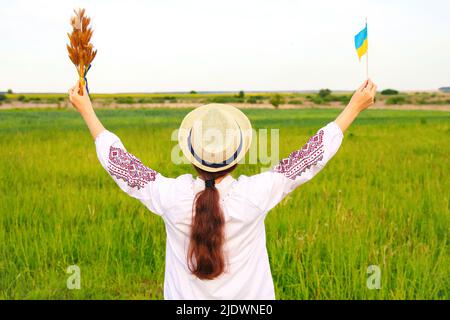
(107, 146), (158, 189)
(273, 130), (324, 180)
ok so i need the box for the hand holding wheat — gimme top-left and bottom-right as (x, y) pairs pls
(69, 80), (91, 112)
(67, 8), (97, 96)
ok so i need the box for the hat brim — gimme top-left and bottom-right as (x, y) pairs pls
(178, 104), (253, 172)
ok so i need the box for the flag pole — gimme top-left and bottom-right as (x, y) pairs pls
(365, 17), (369, 79)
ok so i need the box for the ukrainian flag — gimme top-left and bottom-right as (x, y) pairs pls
(354, 23), (368, 60)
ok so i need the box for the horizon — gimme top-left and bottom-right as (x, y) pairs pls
(2, 88), (449, 95)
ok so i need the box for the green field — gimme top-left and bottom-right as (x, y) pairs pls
(0, 108), (449, 299)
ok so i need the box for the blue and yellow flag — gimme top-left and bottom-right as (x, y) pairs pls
(354, 23), (368, 60)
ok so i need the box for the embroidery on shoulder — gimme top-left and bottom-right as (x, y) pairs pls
(107, 146), (158, 189)
(273, 130), (324, 180)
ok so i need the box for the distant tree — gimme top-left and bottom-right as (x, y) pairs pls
(270, 94), (285, 109)
(7, 89), (13, 94)
(238, 90), (245, 99)
(190, 90), (197, 94)
(381, 89), (399, 95)
(318, 88), (332, 98)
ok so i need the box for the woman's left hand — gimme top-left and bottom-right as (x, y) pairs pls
(348, 79), (377, 112)
(334, 79), (377, 133)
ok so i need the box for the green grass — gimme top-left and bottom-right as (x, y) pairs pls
(0, 108), (449, 299)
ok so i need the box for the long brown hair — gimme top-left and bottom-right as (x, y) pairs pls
(188, 164), (237, 280)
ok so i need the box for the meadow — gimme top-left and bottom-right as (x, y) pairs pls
(0, 107), (448, 299)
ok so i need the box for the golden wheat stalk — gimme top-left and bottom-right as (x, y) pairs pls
(67, 8), (97, 95)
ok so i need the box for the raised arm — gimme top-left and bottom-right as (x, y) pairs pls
(243, 79), (377, 214)
(273, 78), (377, 180)
(68, 82), (171, 216)
(68, 82), (105, 139)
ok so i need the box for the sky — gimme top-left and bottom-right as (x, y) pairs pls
(1, 0), (449, 93)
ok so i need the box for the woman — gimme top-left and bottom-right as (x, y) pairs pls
(69, 79), (377, 299)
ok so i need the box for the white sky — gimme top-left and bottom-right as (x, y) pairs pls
(1, 0), (449, 93)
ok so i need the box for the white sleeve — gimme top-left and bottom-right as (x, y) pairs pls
(245, 121), (344, 213)
(95, 130), (173, 216)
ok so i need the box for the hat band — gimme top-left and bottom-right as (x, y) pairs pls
(187, 128), (243, 169)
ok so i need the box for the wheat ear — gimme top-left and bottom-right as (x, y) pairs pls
(67, 8), (97, 95)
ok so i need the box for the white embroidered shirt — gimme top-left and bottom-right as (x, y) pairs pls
(95, 121), (344, 300)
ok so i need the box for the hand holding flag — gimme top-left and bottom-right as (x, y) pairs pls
(349, 79), (377, 112)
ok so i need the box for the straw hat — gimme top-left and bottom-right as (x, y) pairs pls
(178, 103), (252, 172)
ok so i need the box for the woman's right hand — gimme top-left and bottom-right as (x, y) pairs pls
(68, 81), (92, 114)
(348, 79), (377, 112)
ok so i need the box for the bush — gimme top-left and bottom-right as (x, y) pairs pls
(318, 89), (332, 98)
(321, 94), (351, 104)
(416, 99), (428, 105)
(137, 98), (148, 103)
(385, 96), (407, 105)
(289, 99), (303, 105)
(335, 95), (352, 105)
(381, 89), (399, 95)
(246, 95), (264, 104)
(270, 94), (285, 108)
(309, 95), (324, 105)
(45, 97), (61, 104)
(101, 98), (114, 106)
(190, 90), (197, 94)
(115, 97), (135, 104)
(307, 94), (333, 105)
(207, 96), (244, 104)
(138, 98), (157, 103)
(238, 91), (245, 99)
(137, 96), (177, 104)
(0, 94), (6, 103)
(163, 96), (177, 102)
(18, 95), (26, 102)
(415, 98), (448, 105)
(427, 99), (448, 105)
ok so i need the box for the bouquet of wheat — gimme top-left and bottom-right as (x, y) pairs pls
(67, 8), (97, 95)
